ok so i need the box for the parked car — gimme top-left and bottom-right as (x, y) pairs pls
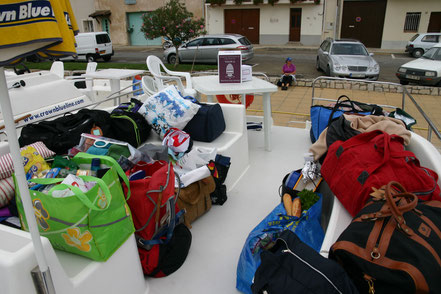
(75, 32), (114, 62)
(396, 43), (441, 86)
(405, 33), (441, 58)
(163, 34), (254, 64)
(316, 38), (380, 80)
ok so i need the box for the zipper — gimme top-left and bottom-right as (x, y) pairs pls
(111, 114), (140, 146)
(278, 238), (343, 294)
(411, 167), (436, 196)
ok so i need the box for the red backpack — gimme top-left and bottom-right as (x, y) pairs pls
(321, 130), (441, 216)
(123, 160), (191, 277)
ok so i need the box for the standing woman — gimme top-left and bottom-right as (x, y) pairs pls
(281, 57), (296, 90)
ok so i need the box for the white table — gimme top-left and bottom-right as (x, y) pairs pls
(84, 68), (145, 103)
(192, 75), (277, 151)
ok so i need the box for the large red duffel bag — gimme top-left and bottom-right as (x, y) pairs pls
(321, 130), (441, 216)
(123, 160), (191, 277)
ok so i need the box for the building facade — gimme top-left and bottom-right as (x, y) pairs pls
(70, 0), (99, 34)
(206, 0), (324, 46)
(70, 0), (440, 49)
(74, 0), (204, 46)
(323, 0), (441, 49)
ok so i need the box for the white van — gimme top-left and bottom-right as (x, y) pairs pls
(75, 32), (114, 62)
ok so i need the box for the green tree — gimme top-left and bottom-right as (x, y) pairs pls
(141, 0), (206, 67)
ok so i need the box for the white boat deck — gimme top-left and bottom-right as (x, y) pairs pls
(147, 125), (311, 294)
(2, 72), (441, 294)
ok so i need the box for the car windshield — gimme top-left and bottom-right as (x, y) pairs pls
(422, 47), (441, 61)
(331, 43), (368, 55)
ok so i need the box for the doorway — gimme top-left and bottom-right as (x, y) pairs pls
(127, 12), (161, 46)
(289, 8), (301, 42)
(224, 9), (260, 43)
(428, 12), (441, 33)
(340, 0), (387, 48)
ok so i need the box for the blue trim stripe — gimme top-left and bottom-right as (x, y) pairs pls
(0, 37), (61, 50)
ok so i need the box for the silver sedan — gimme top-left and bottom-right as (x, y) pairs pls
(316, 39), (380, 81)
(163, 34), (254, 64)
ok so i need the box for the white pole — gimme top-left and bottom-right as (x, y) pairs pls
(0, 67), (50, 272)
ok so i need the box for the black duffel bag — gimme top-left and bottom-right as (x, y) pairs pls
(330, 181), (441, 294)
(19, 109), (114, 154)
(252, 230), (359, 294)
(183, 103), (225, 142)
(110, 98), (152, 147)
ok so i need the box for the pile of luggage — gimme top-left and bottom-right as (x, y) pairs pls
(239, 95), (441, 294)
(1, 85), (231, 278)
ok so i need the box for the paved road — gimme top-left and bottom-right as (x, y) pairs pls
(112, 47), (413, 83)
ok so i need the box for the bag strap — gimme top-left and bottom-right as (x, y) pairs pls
(385, 181), (418, 227)
(73, 152), (131, 200)
(359, 181), (418, 222)
(136, 162), (177, 248)
(327, 95), (357, 126)
(30, 176), (112, 211)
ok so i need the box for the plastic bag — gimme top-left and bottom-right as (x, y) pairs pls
(236, 196), (324, 294)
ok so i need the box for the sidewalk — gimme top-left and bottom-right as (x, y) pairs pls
(113, 43), (403, 55)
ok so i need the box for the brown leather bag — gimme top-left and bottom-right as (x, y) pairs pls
(330, 181), (441, 294)
(177, 176), (216, 228)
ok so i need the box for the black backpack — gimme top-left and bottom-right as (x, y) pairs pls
(109, 98), (152, 147)
(19, 109), (114, 154)
(252, 230), (359, 294)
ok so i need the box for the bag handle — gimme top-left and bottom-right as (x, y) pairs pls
(385, 181), (418, 225)
(361, 182), (418, 223)
(30, 176), (112, 211)
(327, 95), (357, 127)
(73, 152), (131, 200)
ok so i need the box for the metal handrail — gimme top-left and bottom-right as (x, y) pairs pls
(311, 76), (441, 142)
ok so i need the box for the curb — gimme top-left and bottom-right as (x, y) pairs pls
(268, 77), (441, 96)
(113, 44), (404, 55)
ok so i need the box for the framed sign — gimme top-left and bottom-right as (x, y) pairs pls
(218, 51), (242, 83)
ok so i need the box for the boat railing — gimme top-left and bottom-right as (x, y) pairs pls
(311, 76), (441, 143)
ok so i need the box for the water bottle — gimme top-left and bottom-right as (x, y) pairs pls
(132, 75), (143, 96)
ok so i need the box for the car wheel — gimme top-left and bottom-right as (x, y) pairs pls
(168, 54), (177, 64)
(316, 58), (321, 72)
(399, 80), (409, 85)
(86, 54), (96, 62)
(412, 49), (423, 58)
(103, 56), (111, 62)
